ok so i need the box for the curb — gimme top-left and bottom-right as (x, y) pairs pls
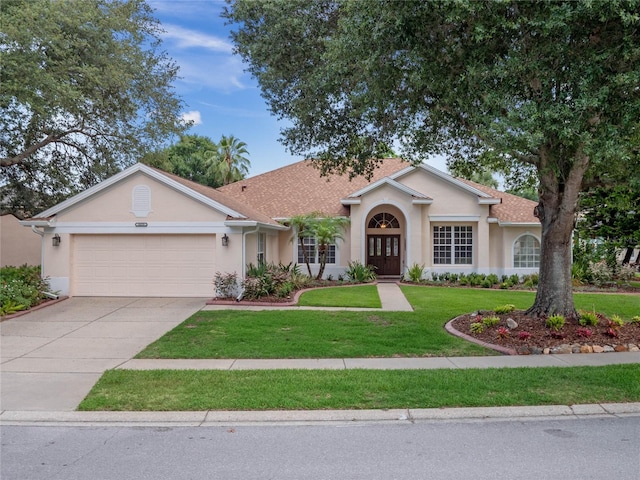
(2, 403), (639, 427)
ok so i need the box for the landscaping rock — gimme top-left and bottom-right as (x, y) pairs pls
(628, 344), (639, 352)
(516, 346), (531, 355)
(603, 345), (615, 353)
(550, 344), (572, 354)
(543, 348), (550, 355)
(506, 318), (518, 329)
(592, 345), (605, 353)
(580, 345), (593, 353)
(530, 347), (544, 355)
(614, 345), (628, 352)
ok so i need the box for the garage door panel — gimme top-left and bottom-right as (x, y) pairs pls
(72, 235), (216, 297)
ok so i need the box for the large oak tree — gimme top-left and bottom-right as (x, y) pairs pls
(225, 0), (640, 318)
(0, 0), (186, 215)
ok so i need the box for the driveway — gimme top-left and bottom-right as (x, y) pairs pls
(0, 297), (205, 411)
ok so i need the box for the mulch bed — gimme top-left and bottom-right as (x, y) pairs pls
(449, 310), (640, 355)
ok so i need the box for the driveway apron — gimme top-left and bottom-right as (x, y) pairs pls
(0, 297), (205, 411)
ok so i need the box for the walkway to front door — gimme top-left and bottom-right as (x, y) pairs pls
(367, 234), (401, 275)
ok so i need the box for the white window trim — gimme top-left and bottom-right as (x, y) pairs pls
(513, 233), (541, 268)
(297, 236), (338, 265)
(433, 225), (474, 266)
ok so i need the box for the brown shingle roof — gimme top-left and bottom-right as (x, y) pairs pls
(152, 168), (282, 226)
(218, 158), (539, 225)
(218, 158), (410, 218)
(458, 179), (539, 223)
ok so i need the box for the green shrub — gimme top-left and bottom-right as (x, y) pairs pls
(344, 261), (377, 283)
(631, 316), (640, 324)
(578, 310), (599, 327)
(494, 304), (516, 314)
(213, 271), (238, 298)
(523, 273), (539, 288)
(486, 274), (499, 285)
(405, 263), (425, 283)
(545, 314), (566, 331)
(470, 322), (484, 334)
(241, 262), (298, 299)
(0, 265), (50, 316)
(482, 315), (500, 327)
(609, 314), (624, 328)
(509, 274), (520, 286)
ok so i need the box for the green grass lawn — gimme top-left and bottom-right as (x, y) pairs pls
(137, 286), (638, 359)
(298, 285), (381, 308)
(78, 364), (640, 411)
(82, 286), (640, 412)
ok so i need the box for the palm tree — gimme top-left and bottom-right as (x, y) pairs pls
(289, 212), (320, 277)
(311, 216), (350, 280)
(209, 135), (250, 185)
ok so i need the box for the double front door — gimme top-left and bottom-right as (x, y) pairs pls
(367, 235), (401, 275)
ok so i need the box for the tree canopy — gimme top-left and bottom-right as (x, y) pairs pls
(141, 134), (251, 187)
(225, 0), (640, 317)
(0, 0), (186, 216)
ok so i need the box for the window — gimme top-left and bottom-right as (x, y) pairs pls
(297, 237), (336, 264)
(514, 234), (540, 268)
(433, 226), (473, 265)
(131, 185), (151, 217)
(257, 233), (266, 265)
(368, 212), (400, 229)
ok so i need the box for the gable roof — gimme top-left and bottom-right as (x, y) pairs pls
(220, 158), (538, 224)
(458, 179), (539, 224)
(342, 177), (433, 205)
(23, 163), (284, 228)
(218, 158), (411, 218)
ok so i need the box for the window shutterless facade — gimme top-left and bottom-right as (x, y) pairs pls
(513, 234), (540, 268)
(257, 233), (266, 264)
(433, 225), (473, 265)
(297, 237), (336, 264)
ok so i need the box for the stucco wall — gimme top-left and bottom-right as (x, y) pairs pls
(1, 214), (42, 267)
(58, 172), (226, 223)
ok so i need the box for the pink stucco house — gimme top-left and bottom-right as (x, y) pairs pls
(21, 159), (541, 297)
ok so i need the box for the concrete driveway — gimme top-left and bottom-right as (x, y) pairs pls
(0, 297), (205, 411)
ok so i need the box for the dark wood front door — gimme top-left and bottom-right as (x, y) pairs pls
(367, 235), (401, 275)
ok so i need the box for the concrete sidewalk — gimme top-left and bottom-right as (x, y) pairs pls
(118, 351), (640, 371)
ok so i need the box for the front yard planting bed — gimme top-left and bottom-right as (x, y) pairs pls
(78, 364), (640, 411)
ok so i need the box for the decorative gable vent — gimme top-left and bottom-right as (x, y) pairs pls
(132, 185), (151, 218)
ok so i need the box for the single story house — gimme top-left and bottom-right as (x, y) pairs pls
(21, 159), (541, 297)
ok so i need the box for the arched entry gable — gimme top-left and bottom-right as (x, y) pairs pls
(361, 200), (411, 275)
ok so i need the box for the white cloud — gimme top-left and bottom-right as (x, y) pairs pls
(181, 110), (202, 125)
(162, 24), (232, 53)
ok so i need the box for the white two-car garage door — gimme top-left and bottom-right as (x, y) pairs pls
(72, 234), (216, 297)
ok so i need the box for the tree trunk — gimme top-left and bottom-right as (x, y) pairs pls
(316, 244), (327, 280)
(525, 151), (589, 320)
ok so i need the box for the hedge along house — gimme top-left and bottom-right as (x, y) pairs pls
(21, 159), (541, 297)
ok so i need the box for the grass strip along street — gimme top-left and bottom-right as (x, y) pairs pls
(80, 286), (640, 411)
(79, 364), (640, 411)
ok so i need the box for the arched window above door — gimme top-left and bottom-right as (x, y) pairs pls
(368, 212), (400, 229)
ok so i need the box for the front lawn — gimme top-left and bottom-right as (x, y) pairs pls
(137, 309), (489, 359)
(78, 364), (640, 411)
(137, 286), (638, 359)
(298, 285), (381, 308)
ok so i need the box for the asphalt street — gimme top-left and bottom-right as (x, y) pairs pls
(2, 415), (639, 480)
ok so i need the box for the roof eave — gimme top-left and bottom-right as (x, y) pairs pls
(224, 220), (288, 231)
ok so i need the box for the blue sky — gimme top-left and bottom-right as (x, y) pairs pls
(149, 0), (448, 178)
